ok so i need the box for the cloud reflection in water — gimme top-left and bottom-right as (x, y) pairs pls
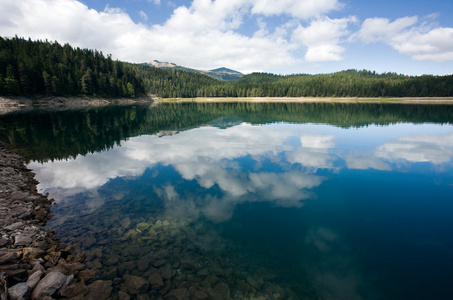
(29, 123), (453, 223)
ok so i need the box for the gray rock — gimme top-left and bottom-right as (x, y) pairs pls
(0, 238), (8, 247)
(31, 271), (67, 299)
(4, 222), (23, 231)
(8, 282), (28, 300)
(14, 234), (33, 246)
(0, 251), (19, 264)
(26, 270), (43, 290)
(123, 274), (149, 294)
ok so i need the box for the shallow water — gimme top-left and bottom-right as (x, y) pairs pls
(2, 103), (453, 299)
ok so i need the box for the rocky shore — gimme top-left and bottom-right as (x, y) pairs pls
(0, 96), (154, 114)
(0, 143), (112, 300)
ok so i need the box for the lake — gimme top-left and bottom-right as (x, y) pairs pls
(1, 102), (453, 299)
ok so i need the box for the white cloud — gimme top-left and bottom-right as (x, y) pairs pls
(292, 16), (357, 62)
(355, 16), (453, 62)
(250, 0), (342, 19)
(376, 134), (453, 164)
(0, 0), (354, 72)
(139, 10), (148, 21)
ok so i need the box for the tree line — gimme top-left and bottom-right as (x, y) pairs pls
(2, 102), (452, 162)
(0, 36), (144, 97)
(1, 36), (453, 99)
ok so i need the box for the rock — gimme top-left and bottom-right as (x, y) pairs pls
(153, 259), (166, 267)
(78, 269), (96, 282)
(0, 251), (19, 264)
(57, 274), (74, 295)
(85, 280), (112, 300)
(213, 283), (231, 300)
(32, 271), (67, 299)
(26, 270), (43, 289)
(14, 234), (33, 246)
(137, 294), (150, 300)
(23, 247), (46, 260)
(165, 288), (189, 300)
(137, 256), (151, 271)
(0, 238), (8, 247)
(4, 222), (23, 231)
(160, 267), (173, 280)
(44, 252), (61, 265)
(104, 255), (119, 266)
(60, 281), (89, 298)
(29, 263), (45, 275)
(123, 274), (149, 294)
(193, 291), (209, 300)
(148, 273), (164, 289)
(120, 217), (131, 229)
(118, 291), (131, 300)
(136, 222), (150, 231)
(8, 282), (28, 300)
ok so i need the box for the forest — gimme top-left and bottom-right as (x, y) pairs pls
(0, 36), (144, 97)
(1, 36), (453, 99)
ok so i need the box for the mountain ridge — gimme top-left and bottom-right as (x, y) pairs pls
(143, 60), (244, 81)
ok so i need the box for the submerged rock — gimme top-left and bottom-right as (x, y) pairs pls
(123, 274), (149, 294)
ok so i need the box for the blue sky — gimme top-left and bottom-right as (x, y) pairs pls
(1, 0), (453, 75)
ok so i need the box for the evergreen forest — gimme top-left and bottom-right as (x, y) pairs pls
(1, 36), (453, 99)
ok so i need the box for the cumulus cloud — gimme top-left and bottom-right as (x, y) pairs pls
(292, 16), (357, 62)
(0, 0), (352, 72)
(354, 16), (453, 62)
(375, 134), (453, 164)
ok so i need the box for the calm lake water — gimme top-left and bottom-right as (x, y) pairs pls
(1, 102), (453, 299)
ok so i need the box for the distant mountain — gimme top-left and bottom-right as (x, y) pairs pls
(142, 60), (244, 81)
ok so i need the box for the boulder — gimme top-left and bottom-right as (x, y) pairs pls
(31, 271), (67, 299)
(26, 270), (43, 290)
(8, 282), (28, 300)
(23, 248), (46, 260)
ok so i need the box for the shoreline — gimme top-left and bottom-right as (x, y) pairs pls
(0, 96), (154, 114)
(154, 96), (453, 104)
(0, 143), (112, 299)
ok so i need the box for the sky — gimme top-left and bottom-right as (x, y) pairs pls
(1, 0), (453, 75)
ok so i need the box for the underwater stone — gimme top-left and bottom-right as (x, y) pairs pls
(148, 273), (164, 289)
(117, 291), (130, 300)
(165, 288), (189, 300)
(120, 217), (131, 229)
(123, 274), (149, 294)
(85, 280), (113, 300)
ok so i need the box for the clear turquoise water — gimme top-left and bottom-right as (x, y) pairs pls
(2, 103), (452, 299)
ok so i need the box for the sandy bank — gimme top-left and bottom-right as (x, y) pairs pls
(154, 96), (453, 104)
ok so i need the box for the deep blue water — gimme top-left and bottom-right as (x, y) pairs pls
(7, 104), (451, 299)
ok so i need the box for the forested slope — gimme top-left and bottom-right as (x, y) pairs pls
(1, 36), (453, 99)
(0, 36), (144, 97)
